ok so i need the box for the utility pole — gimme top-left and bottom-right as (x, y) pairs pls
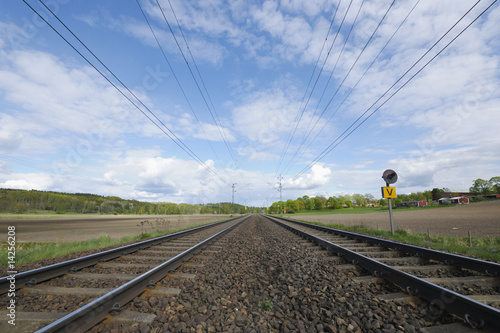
(232, 183), (236, 214)
(278, 174), (283, 214)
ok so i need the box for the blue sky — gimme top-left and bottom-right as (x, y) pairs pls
(0, 0), (499, 207)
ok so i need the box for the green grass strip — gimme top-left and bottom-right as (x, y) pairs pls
(295, 220), (500, 262)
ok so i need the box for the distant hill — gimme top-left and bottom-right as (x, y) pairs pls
(0, 188), (260, 215)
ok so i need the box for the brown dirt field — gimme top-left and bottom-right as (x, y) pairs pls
(293, 200), (500, 238)
(0, 214), (232, 243)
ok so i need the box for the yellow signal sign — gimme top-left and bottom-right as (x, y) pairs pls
(382, 186), (396, 198)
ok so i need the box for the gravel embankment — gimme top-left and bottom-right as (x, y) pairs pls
(98, 215), (459, 332)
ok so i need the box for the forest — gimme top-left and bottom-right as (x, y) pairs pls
(0, 188), (260, 215)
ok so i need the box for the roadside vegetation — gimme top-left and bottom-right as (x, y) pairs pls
(289, 204), (450, 215)
(268, 176), (500, 214)
(0, 222), (213, 268)
(0, 188), (258, 215)
(295, 220), (500, 262)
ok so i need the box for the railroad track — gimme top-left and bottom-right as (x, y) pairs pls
(2, 214), (499, 332)
(0, 215), (248, 332)
(265, 214), (500, 331)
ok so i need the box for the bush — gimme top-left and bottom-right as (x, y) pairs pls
(472, 196), (486, 202)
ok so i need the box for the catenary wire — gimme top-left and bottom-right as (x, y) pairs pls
(29, 0), (226, 183)
(281, 0), (368, 175)
(290, 0), (422, 176)
(154, 0), (240, 171)
(159, 0), (249, 196)
(293, 0), (495, 179)
(275, 0), (342, 175)
(166, 0), (235, 161)
(276, 0), (354, 178)
(135, 0), (225, 171)
(301, 0), (365, 142)
(155, 0), (248, 201)
(280, 0), (399, 176)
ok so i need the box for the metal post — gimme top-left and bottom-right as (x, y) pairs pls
(468, 230), (472, 247)
(232, 183), (236, 214)
(279, 174), (283, 214)
(387, 181), (394, 235)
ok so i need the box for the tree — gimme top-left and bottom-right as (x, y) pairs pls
(489, 176), (500, 193)
(408, 193), (419, 201)
(326, 196), (340, 209)
(469, 178), (492, 195)
(304, 197), (313, 210)
(431, 188), (444, 201)
(12, 202), (27, 214)
(314, 197), (324, 210)
(352, 194), (365, 207)
(422, 190), (433, 202)
(397, 193), (409, 202)
(345, 200), (353, 208)
(364, 193), (375, 205)
(377, 198), (387, 207)
(331, 197), (341, 209)
(269, 201), (282, 214)
(286, 199), (298, 213)
(295, 198), (305, 211)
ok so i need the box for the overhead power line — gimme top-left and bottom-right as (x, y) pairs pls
(154, 0), (240, 171)
(135, 0), (224, 169)
(290, 0), (422, 175)
(293, 0), (496, 179)
(26, 0), (226, 184)
(275, 0), (342, 175)
(280, 0), (399, 176)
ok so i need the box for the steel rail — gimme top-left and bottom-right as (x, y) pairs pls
(265, 215), (500, 331)
(0, 216), (242, 294)
(271, 215), (500, 276)
(35, 215), (249, 333)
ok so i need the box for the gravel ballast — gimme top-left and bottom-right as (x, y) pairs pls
(98, 215), (461, 332)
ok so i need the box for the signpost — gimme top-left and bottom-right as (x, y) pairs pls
(382, 169), (398, 235)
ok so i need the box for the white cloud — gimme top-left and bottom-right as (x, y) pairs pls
(0, 114), (23, 153)
(280, 0), (333, 17)
(0, 173), (56, 191)
(287, 164), (332, 190)
(174, 112), (236, 143)
(1, 2), (499, 206)
(237, 144), (276, 162)
(390, 140), (500, 192)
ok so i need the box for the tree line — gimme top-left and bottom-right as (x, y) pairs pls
(469, 177), (500, 195)
(268, 177), (500, 214)
(0, 189), (259, 215)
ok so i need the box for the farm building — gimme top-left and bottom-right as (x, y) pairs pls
(401, 201), (428, 207)
(439, 196), (469, 205)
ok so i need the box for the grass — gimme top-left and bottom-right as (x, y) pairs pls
(258, 300), (274, 311)
(0, 222), (214, 269)
(285, 204), (451, 216)
(298, 220), (500, 262)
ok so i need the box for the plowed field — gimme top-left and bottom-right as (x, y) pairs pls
(294, 200), (500, 237)
(0, 214), (232, 243)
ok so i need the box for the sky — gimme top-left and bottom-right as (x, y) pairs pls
(0, 0), (499, 207)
